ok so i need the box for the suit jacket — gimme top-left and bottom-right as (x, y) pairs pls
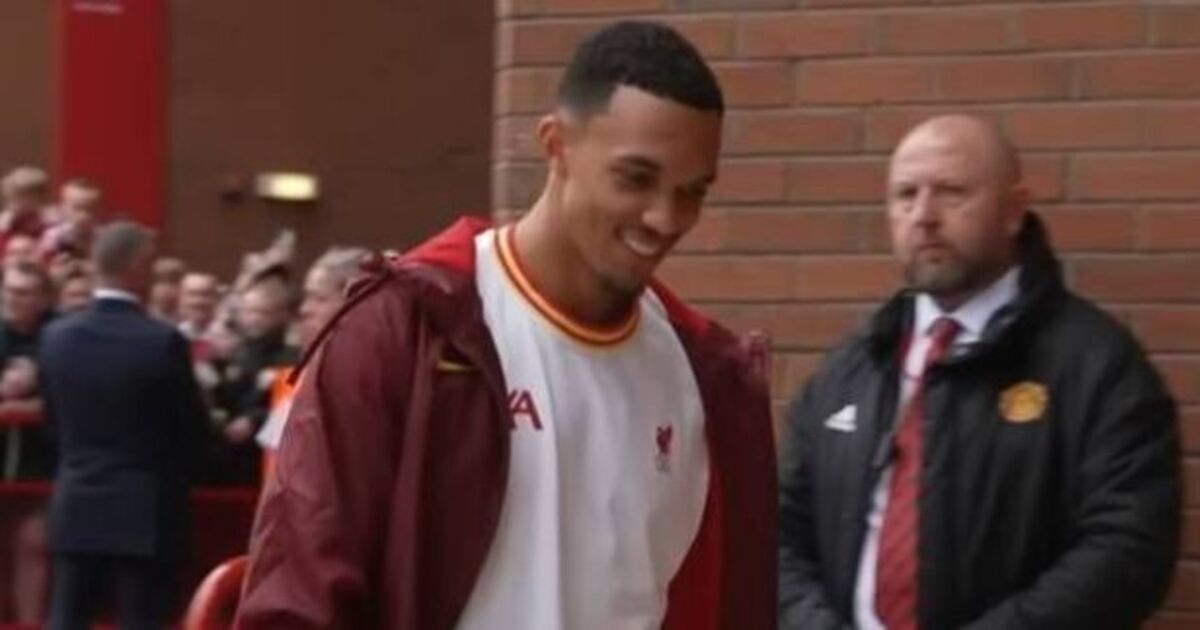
(39, 297), (208, 559)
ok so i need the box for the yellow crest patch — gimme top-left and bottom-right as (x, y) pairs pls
(999, 381), (1048, 423)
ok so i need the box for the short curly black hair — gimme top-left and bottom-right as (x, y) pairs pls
(557, 21), (724, 116)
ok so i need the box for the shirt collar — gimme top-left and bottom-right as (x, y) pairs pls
(913, 266), (1020, 344)
(93, 287), (141, 305)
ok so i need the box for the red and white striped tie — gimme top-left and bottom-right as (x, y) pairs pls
(876, 316), (960, 630)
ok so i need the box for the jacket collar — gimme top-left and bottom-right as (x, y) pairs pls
(866, 211), (1066, 364)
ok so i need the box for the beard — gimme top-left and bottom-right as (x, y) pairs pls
(903, 246), (996, 301)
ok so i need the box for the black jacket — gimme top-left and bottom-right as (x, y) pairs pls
(39, 297), (208, 559)
(779, 214), (1180, 630)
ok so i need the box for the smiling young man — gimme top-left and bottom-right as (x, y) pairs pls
(236, 21), (776, 630)
(778, 115), (1179, 630)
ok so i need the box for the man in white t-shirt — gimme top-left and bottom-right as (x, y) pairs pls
(238, 21), (777, 630)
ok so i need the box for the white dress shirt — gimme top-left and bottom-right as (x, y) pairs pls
(853, 267), (1020, 630)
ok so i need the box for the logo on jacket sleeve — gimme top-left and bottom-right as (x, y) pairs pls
(999, 381), (1048, 424)
(655, 425), (674, 473)
(823, 404), (857, 432)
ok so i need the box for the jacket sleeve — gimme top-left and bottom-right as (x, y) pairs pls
(778, 379), (854, 630)
(963, 342), (1181, 630)
(235, 288), (414, 629)
(166, 331), (209, 481)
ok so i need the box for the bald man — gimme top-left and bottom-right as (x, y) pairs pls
(779, 115), (1180, 630)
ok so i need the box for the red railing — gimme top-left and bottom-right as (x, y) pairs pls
(0, 407), (259, 625)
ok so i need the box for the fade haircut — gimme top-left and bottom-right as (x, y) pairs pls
(557, 21), (724, 117)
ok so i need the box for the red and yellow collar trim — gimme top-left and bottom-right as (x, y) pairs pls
(494, 226), (639, 347)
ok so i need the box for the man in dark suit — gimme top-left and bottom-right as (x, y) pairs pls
(39, 221), (207, 629)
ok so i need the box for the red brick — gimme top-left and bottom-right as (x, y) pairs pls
(1018, 3), (1145, 50)
(1143, 208), (1200, 251)
(792, 256), (899, 301)
(788, 158), (886, 203)
(771, 351), (824, 396)
(658, 255), (795, 301)
(1129, 308), (1200, 352)
(674, 0), (790, 9)
(861, 211), (893, 253)
(877, 8), (1014, 54)
(494, 115), (540, 162)
(1187, 509), (1200, 557)
(1003, 105), (1143, 150)
(679, 208), (860, 254)
(660, 254), (898, 302)
(1075, 257), (1200, 303)
(864, 107), (967, 151)
(492, 162), (545, 210)
(495, 67), (562, 115)
(1155, 356), (1200, 405)
(1080, 51), (1200, 98)
(667, 16), (739, 59)
(799, 60), (937, 105)
(1147, 611), (1200, 630)
(1039, 206), (1136, 251)
(1151, 3), (1200, 46)
(1075, 154), (1200, 201)
(501, 17), (734, 66)
(1187, 460), (1200, 510)
(1183, 406), (1200, 455)
(708, 160), (789, 203)
(1147, 105), (1200, 148)
(1023, 155), (1067, 202)
(534, 0), (664, 16)
(806, 0), (919, 6)
(725, 110), (861, 155)
(938, 57), (1071, 102)
(739, 12), (873, 59)
(712, 63), (795, 107)
(703, 303), (866, 350)
(1167, 560), (1200, 609)
(499, 20), (588, 67)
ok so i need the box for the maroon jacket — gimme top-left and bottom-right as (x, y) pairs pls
(235, 218), (777, 629)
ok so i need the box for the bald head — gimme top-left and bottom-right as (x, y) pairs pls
(892, 114), (1021, 187)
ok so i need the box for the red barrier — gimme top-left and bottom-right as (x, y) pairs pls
(0, 409), (258, 625)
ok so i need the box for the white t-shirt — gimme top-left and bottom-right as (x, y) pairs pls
(456, 227), (710, 630)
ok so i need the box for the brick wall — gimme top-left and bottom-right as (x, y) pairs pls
(492, 1), (1200, 625)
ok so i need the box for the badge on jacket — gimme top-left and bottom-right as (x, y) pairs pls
(999, 381), (1048, 423)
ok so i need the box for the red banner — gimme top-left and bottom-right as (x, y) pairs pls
(55, 0), (166, 228)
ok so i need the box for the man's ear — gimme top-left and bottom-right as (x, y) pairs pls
(1003, 184), (1030, 237)
(537, 112), (570, 177)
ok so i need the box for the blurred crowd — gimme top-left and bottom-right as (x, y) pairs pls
(0, 164), (370, 488)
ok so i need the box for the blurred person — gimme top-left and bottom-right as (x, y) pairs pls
(39, 179), (102, 258)
(207, 269), (297, 486)
(0, 166), (49, 252)
(255, 246), (368, 455)
(0, 262), (56, 622)
(237, 21), (775, 629)
(148, 256), (186, 322)
(0, 262), (55, 406)
(4, 233), (39, 274)
(778, 115), (1180, 630)
(177, 272), (219, 343)
(295, 246), (368, 350)
(56, 265), (94, 315)
(40, 221), (207, 629)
